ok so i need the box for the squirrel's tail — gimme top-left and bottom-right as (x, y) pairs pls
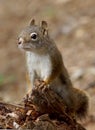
(75, 89), (89, 120)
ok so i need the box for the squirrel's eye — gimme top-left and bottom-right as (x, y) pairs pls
(30, 32), (37, 40)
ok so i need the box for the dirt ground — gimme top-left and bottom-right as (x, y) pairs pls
(0, 0), (95, 129)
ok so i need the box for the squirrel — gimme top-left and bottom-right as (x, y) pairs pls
(18, 19), (89, 120)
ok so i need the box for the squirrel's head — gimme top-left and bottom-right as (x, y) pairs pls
(18, 19), (49, 53)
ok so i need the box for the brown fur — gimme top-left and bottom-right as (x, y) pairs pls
(18, 19), (89, 120)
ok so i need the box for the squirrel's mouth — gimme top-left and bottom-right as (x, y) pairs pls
(18, 43), (24, 49)
(18, 44), (30, 50)
(18, 43), (36, 52)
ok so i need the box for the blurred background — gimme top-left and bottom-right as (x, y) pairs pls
(0, 0), (95, 129)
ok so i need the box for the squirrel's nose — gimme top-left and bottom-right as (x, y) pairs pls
(18, 38), (24, 45)
(18, 41), (22, 45)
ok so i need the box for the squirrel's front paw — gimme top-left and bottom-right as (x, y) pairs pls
(39, 81), (46, 87)
(38, 80), (50, 92)
(34, 79), (50, 92)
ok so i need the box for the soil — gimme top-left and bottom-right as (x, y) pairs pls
(0, 0), (95, 129)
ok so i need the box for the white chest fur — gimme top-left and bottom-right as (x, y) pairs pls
(26, 52), (52, 81)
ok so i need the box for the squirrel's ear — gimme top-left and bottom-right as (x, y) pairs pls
(41, 21), (48, 29)
(41, 21), (48, 36)
(30, 19), (35, 26)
